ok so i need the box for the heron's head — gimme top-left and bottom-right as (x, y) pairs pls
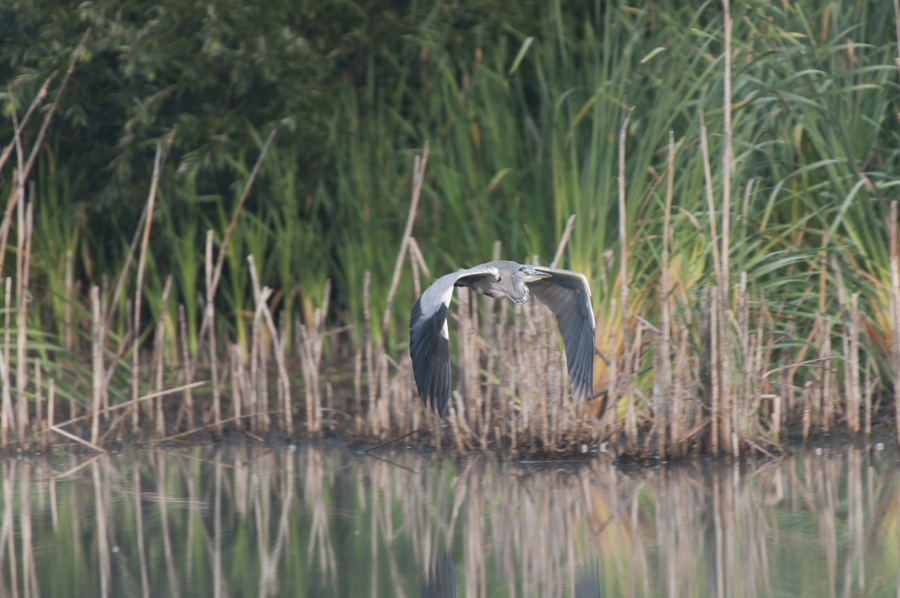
(516, 265), (551, 283)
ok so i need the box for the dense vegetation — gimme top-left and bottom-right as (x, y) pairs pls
(0, 0), (898, 453)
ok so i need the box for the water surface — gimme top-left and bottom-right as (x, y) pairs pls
(2, 441), (898, 597)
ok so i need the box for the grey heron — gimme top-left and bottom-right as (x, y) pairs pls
(409, 260), (595, 418)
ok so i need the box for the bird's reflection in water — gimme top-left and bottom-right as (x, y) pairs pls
(420, 553), (457, 598)
(419, 553), (601, 597)
(574, 561), (602, 598)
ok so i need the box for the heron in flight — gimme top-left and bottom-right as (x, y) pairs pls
(409, 260), (595, 418)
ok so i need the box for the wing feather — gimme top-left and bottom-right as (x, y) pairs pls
(409, 264), (500, 417)
(528, 267), (595, 400)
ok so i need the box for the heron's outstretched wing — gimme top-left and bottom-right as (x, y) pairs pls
(574, 561), (602, 598)
(409, 264), (500, 417)
(420, 553), (457, 598)
(528, 266), (595, 400)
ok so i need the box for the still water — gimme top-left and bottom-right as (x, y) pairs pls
(1, 441), (898, 597)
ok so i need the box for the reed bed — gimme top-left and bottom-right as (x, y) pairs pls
(0, 98), (898, 458)
(0, 125), (897, 458)
(0, 0), (898, 458)
(0, 443), (895, 596)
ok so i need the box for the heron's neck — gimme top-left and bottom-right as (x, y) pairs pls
(510, 276), (529, 304)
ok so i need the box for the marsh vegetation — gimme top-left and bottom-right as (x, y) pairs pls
(0, 0), (898, 456)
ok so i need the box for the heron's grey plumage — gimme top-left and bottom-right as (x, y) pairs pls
(420, 553), (457, 598)
(409, 260), (595, 418)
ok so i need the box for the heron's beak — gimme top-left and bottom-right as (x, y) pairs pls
(535, 272), (551, 279)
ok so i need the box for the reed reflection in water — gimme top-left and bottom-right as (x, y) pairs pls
(0, 442), (898, 597)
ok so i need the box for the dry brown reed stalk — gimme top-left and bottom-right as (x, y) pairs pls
(0, 76), (54, 173)
(864, 360), (873, 436)
(409, 243), (422, 300)
(674, 318), (694, 455)
(699, 112), (738, 453)
(720, 1), (738, 457)
(50, 423), (105, 452)
(64, 250), (74, 351)
(353, 349), (363, 435)
(456, 287), (476, 437)
(484, 242), (503, 426)
(894, 0), (900, 85)
(194, 138), (276, 428)
(658, 131), (676, 460)
(821, 315), (834, 431)
(247, 258), (264, 432)
(0, 32), (87, 307)
(15, 200), (33, 446)
(59, 381), (208, 443)
(104, 206), (148, 338)
(710, 286), (720, 454)
(616, 110), (632, 452)
(23, 32), (89, 185)
(889, 200), (900, 443)
(90, 285), (103, 445)
(550, 214), (577, 268)
(362, 271), (378, 436)
(410, 237), (432, 282)
(801, 381), (812, 442)
(253, 280), (294, 435)
(0, 283), (11, 449)
(624, 324), (639, 452)
(407, 236), (432, 294)
(34, 358), (42, 448)
(376, 351), (391, 435)
(298, 280), (331, 437)
(258, 313), (271, 434)
(45, 379), (53, 450)
(229, 343), (244, 432)
(382, 141), (429, 341)
(204, 230), (221, 429)
(135, 406), (281, 445)
(178, 304), (194, 429)
(848, 293), (861, 433)
(737, 271), (749, 454)
(131, 143), (165, 434)
(191, 129), (277, 378)
(153, 276), (173, 438)
(830, 256), (853, 431)
(750, 296), (767, 441)
(721, 0), (733, 284)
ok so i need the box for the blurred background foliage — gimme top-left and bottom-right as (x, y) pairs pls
(0, 0), (897, 384)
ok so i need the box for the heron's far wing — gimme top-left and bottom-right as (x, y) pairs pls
(409, 264), (500, 417)
(528, 267), (595, 400)
(573, 561), (602, 598)
(420, 553), (457, 598)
